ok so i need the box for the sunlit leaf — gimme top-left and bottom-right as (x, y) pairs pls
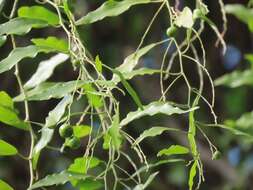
(157, 145), (189, 157)
(0, 139), (18, 156)
(33, 127), (54, 155)
(0, 179), (13, 190)
(215, 69), (253, 88)
(120, 102), (198, 127)
(68, 157), (101, 174)
(14, 81), (86, 101)
(188, 160), (197, 190)
(73, 125), (91, 138)
(31, 37), (69, 53)
(24, 53), (69, 89)
(76, 0), (152, 25)
(30, 171), (89, 189)
(236, 111), (253, 129)
(134, 127), (182, 145)
(83, 84), (103, 108)
(18, 6), (59, 26)
(0, 91), (28, 130)
(175, 7), (194, 28)
(95, 55), (103, 73)
(0, 18), (47, 36)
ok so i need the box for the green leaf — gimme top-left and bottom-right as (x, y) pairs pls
(215, 69), (253, 88)
(0, 91), (29, 130)
(33, 127), (54, 155)
(0, 35), (6, 47)
(122, 68), (161, 80)
(0, 17), (47, 36)
(83, 84), (103, 108)
(107, 105), (122, 150)
(134, 127), (182, 145)
(175, 7), (194, 28)
(0, 139), (18, 156)
(76, 0), (152, 25)
(133, 172), (158, 190)
(236, 111), (253, 129)
(0, 179), (13, 190)
(29, 171), (89, 189)
(95, 55), (103, 73)
(75, 179), (102, 190)
(18, 6), (59, 26)
(0, 0), (5, 13)
(14, 81), (87, 101)
(31, 37), (69, 53)
(45, 95), (72, 128)
(73, 125), (91, 138)
(68, 157), (101, 174)
(225, 4), (253, 32)
(188, 160), (197, 190)
(157, 145), (189, 157)
(24, 53), (69, 89)
(0, 45), (41, 74)
(120, 101), (198, 127)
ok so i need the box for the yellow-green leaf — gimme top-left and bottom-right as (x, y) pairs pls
(157, 145), (189, 157)
(73, 125), (91, 138)
(0, 180), (13, 190)
(0, 139), (18, 156)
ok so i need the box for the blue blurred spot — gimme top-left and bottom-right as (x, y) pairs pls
(223, 45), (241, 70)
(228, 147), (241, 166)
(142, 57), (157, 69)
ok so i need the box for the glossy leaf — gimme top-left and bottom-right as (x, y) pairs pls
(68, 157), (101, 174)
(30, 171), (89, 189)
(33, 127), (54, 155)
(73, 125), (91, 138)
(157, 145), (189, 157)
(214, 69), (253, 88)
(76, 0), (152, 25)
(188, 160), (197, 190)
(120, 102), (198, 127)
(0, 179), (13, 190)
(18, 6), (59, 26)
(31, 37), (69, 53)
(24, 53), (69, 89)
(14, 81), (86, 101)
(0, 139), (18, 156)
(175, 7), (194, 28)
(0, 45), (41, 74)
(45, 95), (72, 128)
(134, 127), (182, 145)
(83, 84), (103, 108)
(0, 18), (47, 36)
(0, 35), (6, 47)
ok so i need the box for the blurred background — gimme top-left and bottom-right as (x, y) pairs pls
(1, 0), (253, 189)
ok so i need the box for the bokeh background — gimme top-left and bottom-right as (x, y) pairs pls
(1, 0), (253, 190)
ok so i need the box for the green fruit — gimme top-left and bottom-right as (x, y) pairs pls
(212, 150), (221, 160)
(166, 25), (178, 37)
(59, 124), (73, 138)
(65, 136), (81, 149)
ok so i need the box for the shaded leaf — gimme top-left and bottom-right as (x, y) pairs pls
(0, 139), (18, 156)
(24, 53), (69, 89)
(14, 81), (86, 101)
(45, 95), (72, 128)
(0, 35), (6, 47)
(68, 157), (101, 174)
(120, 102), (198, 127)
(83, 84), (103, 108)
(134, 127), (182, 145)
(29, 171), (89, 189)
(157, 145), (189, 157)
(0, 179), (13, 190)
(0, 17), (47, 36)
(73, 125), (91, 138)
(31, 37), (69, 53)
(18, 6), (59, 26)
(236, 111), (253, 129)
(215, 69), (253, 88)
(175, 7), (194, 28)
(76, 179), (102, 190)
(76, 0), (152, 25)
(0, 0), (5, 13)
